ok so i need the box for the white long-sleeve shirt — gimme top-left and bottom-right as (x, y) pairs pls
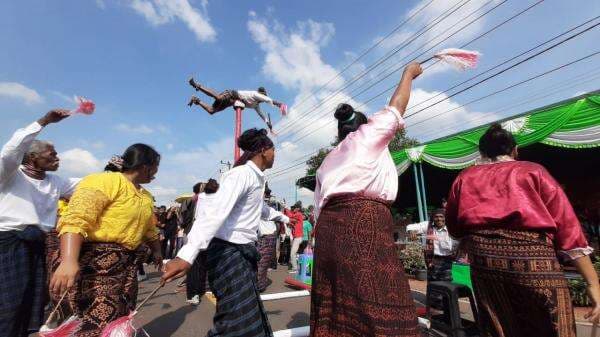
(407, 221), (459, 257)
(177, 161), (271, 264)
(0, 122), (79, 232)
(258, 204), (289, 237)
(236, 90), (276, 126)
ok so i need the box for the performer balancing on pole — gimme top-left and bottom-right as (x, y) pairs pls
(163, 128), (280, 337)
(187, 77), (285, 132)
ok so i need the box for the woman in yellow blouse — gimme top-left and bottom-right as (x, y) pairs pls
(50, 144), (162, 337)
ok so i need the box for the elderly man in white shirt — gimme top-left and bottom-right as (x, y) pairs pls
(163, 128), (277, 337)
(0, 109), (79, 337)
(407, 208), (459, 281)
(187, 77), (283, 132)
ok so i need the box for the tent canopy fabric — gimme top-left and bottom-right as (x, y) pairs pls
(392, 91), (600, 173)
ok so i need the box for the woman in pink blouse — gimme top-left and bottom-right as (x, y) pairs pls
(445, 124), (600, 337)
(310, 63), (422, 337)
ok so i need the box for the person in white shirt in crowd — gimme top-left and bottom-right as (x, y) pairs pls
(0, 109), (79, 337)
(186, 178), (220, 305)
(407, 208), (459, 281)
(187, 77), (283, 132)
(257, 185), (289, 292)
(162, 128), (277, 337)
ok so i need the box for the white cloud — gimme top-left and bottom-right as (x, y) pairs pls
(0, 82), (43, 105)
(91, 141), (106, 150)
(404, 88), (498, 141)
(147, 185), (178, 197)
(50, 90), (78, 105)
(129, 0), (216, 42)
(166, 143), (174, 150)
(114, 123), (155, 134)
(95, 0), (106, 9)
(156, 124), (170, 134)
(247, 14), (359, 204)
(58, 148), (103, 177)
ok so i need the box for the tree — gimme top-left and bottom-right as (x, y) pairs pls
(304, 130), (418, 176)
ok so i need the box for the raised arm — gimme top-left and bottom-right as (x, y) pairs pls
(0, 109), (69, 183)
(389, 63), (422, 116)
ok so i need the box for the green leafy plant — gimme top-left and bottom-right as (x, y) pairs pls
(398, 241), (426, 273)
(568, 278), (592, 307)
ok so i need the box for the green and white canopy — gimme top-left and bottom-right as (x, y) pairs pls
(392, 91), (600, 174)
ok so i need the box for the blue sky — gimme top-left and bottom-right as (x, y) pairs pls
(1, 0), (599, 205)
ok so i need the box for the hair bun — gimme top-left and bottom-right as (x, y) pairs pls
(237, 128), (268, 151)
(334, 103), (355, 123)
(488, 123), (504, 132)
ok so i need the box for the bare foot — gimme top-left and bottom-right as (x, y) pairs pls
(188, 77), (201, 91)
(187, 95), (201, 107)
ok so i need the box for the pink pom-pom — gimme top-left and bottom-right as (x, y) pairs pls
(279, 104), (288, 116)
(100, 313), (136, 337)
(71, 97), (95, 115)
(433, 48), (481, 70)
(39, 316), (82, 337)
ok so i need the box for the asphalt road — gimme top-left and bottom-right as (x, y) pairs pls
(135, 267), (311, 336)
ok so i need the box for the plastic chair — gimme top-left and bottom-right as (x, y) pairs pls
(425, 281), (479, 337)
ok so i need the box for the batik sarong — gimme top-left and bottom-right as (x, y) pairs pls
(205, 238), (272, 337)
(466, 229), (576, 337)
(257, 234), (277, 292)
(68, 242), (140, 337)
(310, 194), (419, 337)
(0, 226), (46, 337)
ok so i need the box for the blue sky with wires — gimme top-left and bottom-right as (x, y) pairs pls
(0, 0), (598, 205)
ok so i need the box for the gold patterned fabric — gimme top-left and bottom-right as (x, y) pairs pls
(466, 229), (576, 337)
(58, 172), (158, 250)
(67, 242), (141, 337)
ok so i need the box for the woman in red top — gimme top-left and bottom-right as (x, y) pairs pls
(285, 204), (305, 273)
(446, 124), (600, 337)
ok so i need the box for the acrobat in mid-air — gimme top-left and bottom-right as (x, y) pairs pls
(187, 77), (286, 132)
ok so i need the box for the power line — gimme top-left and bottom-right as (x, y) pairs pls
(282, 0), (532, 143)
(406, 50), (600, 128)
(405, 15), (600, 112)
(410, 68), (600, 140)
(276, 0), (474, 133)
(404, 20), (600, 119)
(288, 0), (437, 113)
(267, 52), (600, 180)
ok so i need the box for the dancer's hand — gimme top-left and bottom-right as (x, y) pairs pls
(161, 257), (192, 283)
(50, 260), (80, 295)
(585, 285), (600, 323)
(403, 62), (423, 80)
(38, 109), (70, 126)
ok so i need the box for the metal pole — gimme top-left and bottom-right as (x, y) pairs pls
(412, 164), (424, 222)
(418, 162), (429, 222)
(234, 106), (243, 162)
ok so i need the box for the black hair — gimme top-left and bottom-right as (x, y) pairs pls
(479, 123), (516, 159)
(334, 103), (368, 141)
(121, 143), (161, 172)
(258, 87), (267, 95)
(104, 163), (121, 172)
(193, 182), (204, 194)
(204, 178), (219, 194)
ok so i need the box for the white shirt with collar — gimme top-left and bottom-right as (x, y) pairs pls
(258, 204), (289, 237)
(407, 221), (459, 257)
(177, 161), (269, 264)
(0, 122), (79, 232)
